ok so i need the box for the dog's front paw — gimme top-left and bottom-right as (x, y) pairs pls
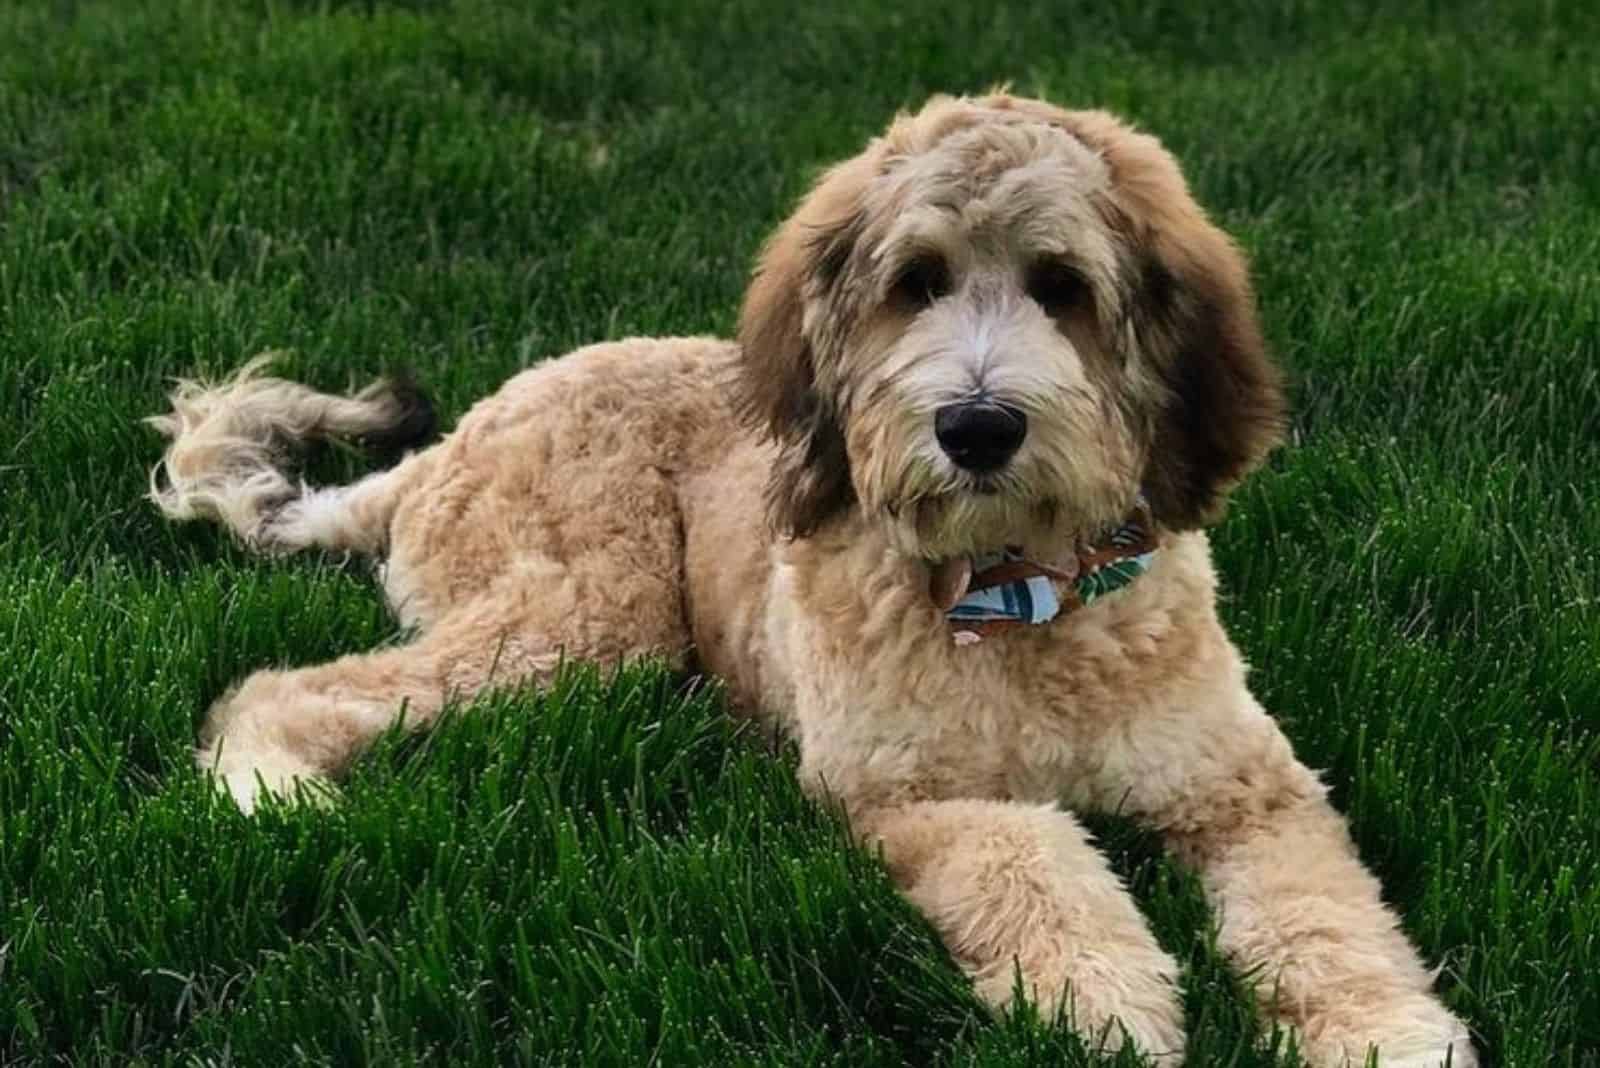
(1366, 1028), (1477, 1068)
(1296, 997), (1477, 1068)
(972, 957), (1187, 1065)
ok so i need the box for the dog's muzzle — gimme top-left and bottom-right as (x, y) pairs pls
(934, 402), (1027, 472)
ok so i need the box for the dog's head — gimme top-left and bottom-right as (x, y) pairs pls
(738, 93), (1285, 559)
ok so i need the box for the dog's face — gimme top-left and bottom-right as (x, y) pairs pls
(739, 94), (1285, 559)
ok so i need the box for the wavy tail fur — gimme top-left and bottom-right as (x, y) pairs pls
(146, 354), (436, 554)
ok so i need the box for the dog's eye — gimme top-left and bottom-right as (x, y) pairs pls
(891, 255), (951, 310)
(1026, 260), (1090, 317)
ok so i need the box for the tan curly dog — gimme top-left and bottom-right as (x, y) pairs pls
(148, 93), (1474, 1067)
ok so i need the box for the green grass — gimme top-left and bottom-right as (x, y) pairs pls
(2, 0), (1596, 1063)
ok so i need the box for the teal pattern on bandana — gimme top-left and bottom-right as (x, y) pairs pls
(1075, 548), (1158, 605)
(1075, 518), (1159, 607)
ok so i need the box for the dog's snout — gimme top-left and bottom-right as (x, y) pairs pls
(934, 402), (1027, 472)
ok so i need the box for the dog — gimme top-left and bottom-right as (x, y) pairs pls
(147, 93), (1475, 1066)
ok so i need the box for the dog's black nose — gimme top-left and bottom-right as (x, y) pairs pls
(934, 402), (1027, 472)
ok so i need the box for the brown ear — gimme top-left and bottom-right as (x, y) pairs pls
(1046, 107), (1286, 529)
(737, 151), (878, 537)
(1134, 226), (1286, 529)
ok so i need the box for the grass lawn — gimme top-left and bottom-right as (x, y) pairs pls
(2, 0), (1596, 1064)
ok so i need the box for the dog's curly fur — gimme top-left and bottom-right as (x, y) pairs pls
(148, 94), (1474, 1066)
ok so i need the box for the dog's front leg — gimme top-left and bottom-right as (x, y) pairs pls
(855, 798), (1185, 1063)
(1132, 693), (1476, 1067)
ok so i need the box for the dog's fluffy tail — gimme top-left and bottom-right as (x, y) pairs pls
(146, 353), (437, 555)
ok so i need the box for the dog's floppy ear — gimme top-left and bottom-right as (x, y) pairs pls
(737, 151), (877, 537)
(1052, 106), (1286, 530)
(1132, 215), (1285, 530)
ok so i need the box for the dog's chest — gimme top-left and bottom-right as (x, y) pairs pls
(769, 540), (1211, 812)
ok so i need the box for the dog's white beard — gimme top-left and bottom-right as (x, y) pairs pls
(841, 320), (1143, 561)
(855, 428), (1137, 560)
(892, 492), (1063, 560)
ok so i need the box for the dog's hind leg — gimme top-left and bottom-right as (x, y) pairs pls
(146, 355), (436, 554)
(196, 548), (693, 813)
(195, 607), (538, 812)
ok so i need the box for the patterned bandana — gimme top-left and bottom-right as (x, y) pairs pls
(932, 497), (1159, 645)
